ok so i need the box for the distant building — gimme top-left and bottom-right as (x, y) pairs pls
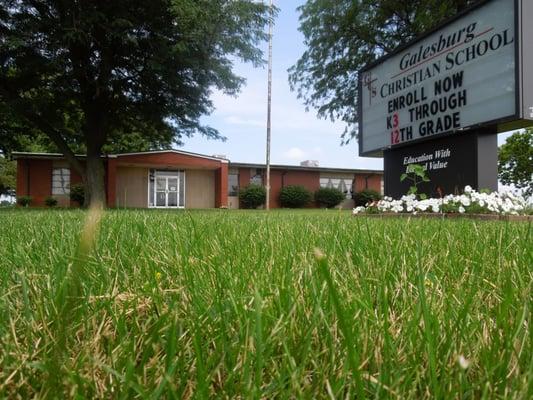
(13, 150), (383, 209)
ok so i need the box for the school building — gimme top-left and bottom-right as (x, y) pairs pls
(13, 150), (383, 209)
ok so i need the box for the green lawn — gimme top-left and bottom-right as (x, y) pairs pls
(0, 209), (531, 398)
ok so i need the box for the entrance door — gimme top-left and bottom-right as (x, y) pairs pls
(154, 175), (180, 208)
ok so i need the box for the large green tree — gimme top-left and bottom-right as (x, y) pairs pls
(289, 0), (474, 144)
(498, 129), (533, 197)
(0, 0), (272, 207)
(0, 154), (16, 196)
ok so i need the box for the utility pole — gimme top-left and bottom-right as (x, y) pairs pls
(265, 0), (273, 210)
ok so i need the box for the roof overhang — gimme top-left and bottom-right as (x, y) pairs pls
(11, 149), (228, 163)
(229, 162), (383, 175)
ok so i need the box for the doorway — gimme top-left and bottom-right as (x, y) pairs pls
(150, 170), (185, 208)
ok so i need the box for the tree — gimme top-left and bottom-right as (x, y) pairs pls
(0, 154), (16, 196)
(0, 0), (272, 207)
(498, 129), (533, 197)
(289, 0), (474, 144)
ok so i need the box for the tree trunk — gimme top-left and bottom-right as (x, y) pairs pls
(84, 147), (106, 209)
(82, 98), (108, 209)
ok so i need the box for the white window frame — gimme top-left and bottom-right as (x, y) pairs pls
(51, 168), (70, 195)
(147, 170), (185, 209)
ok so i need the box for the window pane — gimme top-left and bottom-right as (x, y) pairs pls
(52, 168), (70, 195)
(168, 192), (177, 207)
(179, 171), (185, 207)
(156, 191), (166, 206)
(345, 182), (353, 199)
(251, 174), (262, 186)
(168, 178), (178, 192)
(149, 177), (154, 207)
(156, 178), (166, 191)
(228, 174), (239, 196)
(338, 179), (347, 193)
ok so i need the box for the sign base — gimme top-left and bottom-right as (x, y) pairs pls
(384, 129), (498, 198)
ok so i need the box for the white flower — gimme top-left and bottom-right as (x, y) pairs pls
(417, 203), (428, 212)
(460, 195), (471, 207)
(350, 189), (529, 216)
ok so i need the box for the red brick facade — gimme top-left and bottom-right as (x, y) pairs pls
(233, 164), (383, 208)
(16, 159), (53, 206)
(266, 169), (320, 208)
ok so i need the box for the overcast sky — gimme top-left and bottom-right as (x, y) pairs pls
(180, 1), (513, 170)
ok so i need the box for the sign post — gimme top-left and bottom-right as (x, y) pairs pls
(358, 0), (533, 197)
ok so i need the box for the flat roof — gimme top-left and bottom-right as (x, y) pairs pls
(230, 162), (383, 175)
(12, 151), (89, 160)
(11, 151), (383, 174)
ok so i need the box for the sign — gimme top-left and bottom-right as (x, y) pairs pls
(384, 131), (497, 198)
(359, 0), (533, 157)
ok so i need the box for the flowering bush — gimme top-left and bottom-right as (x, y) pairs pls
(353, 186), (530, 216)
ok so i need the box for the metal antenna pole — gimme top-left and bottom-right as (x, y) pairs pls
(265, 0), (273, 210)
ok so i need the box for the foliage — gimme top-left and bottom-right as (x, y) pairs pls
(498, 129), (533, 198)
(352, 189), (382, 207)
(0, 155), (16, 195)
(69, 184), (85, 206)
(238, 184), (266, 209)
(0, 210), (530, 397)
(279, 185), (312, 208)
(289, 0), (475, 143)
(353, 186), (529, 215)
(314, 187), (345, 208)
(400, 164), (429, 199)
(0, 0), (273, 206)
(44, 196), (58, 207)
(16, 195), (32, 207)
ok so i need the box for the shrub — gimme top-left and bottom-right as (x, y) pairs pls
(279, 185), (312, 208)
(239, 184), (266, 209)
(70, 183), (85, 206)
(0, 200), (14, 208)
(44, 196), (58, 207)
(315, 187), (345, 208)
(17, 195), (32, 207)
(353, 189), (382, 207)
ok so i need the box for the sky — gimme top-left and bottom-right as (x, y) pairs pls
(181, 0), (513, 171)
(180, 0), (383, 170)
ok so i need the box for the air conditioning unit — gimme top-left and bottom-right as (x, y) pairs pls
(300, 160), (319, 167)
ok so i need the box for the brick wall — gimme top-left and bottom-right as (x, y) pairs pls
(16, 159), (53, 206)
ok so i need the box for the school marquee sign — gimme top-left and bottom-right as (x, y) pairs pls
(358, 0), (533, 157)
(357, 0), (533, 197)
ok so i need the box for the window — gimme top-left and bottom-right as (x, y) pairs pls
(345, 181), (353, 199)
(320, 176), (353, 199)
(250, 169), (263, 185)
(148, 170), (185, 208)
(52, 168), (70, 195)
(228, 173), (239, 196)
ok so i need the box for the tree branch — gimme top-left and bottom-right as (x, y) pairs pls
(21, 112), (86, 178)
(0, 87), (85, 176)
